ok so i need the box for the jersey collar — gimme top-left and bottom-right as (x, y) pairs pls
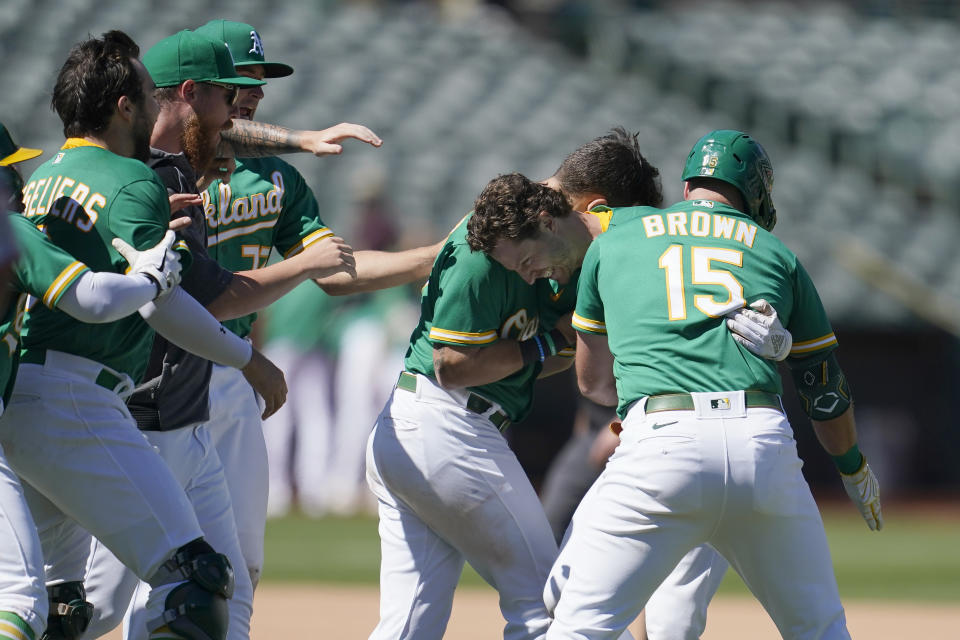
(587, 205), (614, 233)
(61, 138), (106, 150)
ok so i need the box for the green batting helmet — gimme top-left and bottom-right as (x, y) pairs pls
(682, 130), (776, 231)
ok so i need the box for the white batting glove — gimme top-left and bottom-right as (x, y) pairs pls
(725, 299), (792, 361)
(111, 230), (182, 299)
(841, 458), (884, 531)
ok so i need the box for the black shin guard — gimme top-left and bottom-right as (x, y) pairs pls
(40, 582), (93, 640)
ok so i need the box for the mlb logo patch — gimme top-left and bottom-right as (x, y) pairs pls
(710, 398), (731, 410)
(53, 152), (64, 164)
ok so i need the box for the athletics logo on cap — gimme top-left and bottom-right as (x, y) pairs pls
(249, 30), (264, 56)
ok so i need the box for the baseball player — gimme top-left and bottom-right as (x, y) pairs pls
(193, 17), (441, 584)
(468, 136), (793, 638)
(78, 28), (355, 640)
(363, 125), (682, 639)
(5, 31), (295, 640)
(542, 130), (881, 639)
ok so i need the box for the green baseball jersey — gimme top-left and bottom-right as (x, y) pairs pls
(18, 139), (187, 381)
(1, 213), (90, 403)
(573, 199), (838, 418)
(203, 157), (333, 338)
(404, 214), (543, 421)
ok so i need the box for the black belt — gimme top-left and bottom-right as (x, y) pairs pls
(397, 372), (511, 431)
(645, 390), (782, 414)
(20, 349), (125, 392)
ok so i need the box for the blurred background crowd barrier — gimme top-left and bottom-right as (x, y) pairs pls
(3, 0), (958, 511)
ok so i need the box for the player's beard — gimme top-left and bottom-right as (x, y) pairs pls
(131, 109), (153, 163)
(180, 111), (220, 177)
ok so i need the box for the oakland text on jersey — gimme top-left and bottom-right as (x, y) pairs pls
(21, 175), (106, 232)
(640, 209), (758, 249)
(203, 169), (285, 240)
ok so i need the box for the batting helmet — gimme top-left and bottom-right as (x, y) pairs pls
(681, 130), (776, 231)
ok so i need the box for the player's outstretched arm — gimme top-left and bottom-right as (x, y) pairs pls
(574, 331), (617, 407)
(138, 286), (253, 370)
(206, 236), (356, 321)
(314, 240), (443, 296)
(222, 120), (382, 158)
(812, 407), (884, 531)
(56, 231), (183, 323)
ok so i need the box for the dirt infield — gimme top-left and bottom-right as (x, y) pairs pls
(100, 583), (958, 638)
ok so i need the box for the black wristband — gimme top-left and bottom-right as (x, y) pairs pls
(141, 272), (164, 299)
(518, 336), (545, 366)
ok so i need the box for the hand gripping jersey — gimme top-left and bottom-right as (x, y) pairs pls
(403, 214), (543, 422)
(18, 140), (187, 381)
(573, 199), (837, 417)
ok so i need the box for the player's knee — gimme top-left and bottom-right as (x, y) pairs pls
(40, 582), (94, 640)
(147, 539), (235, 640)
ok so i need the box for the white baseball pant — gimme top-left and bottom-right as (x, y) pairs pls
(366, 372), (557, 640)
(644, 544), (728, 640)
(545, 391), (849, 640)
(0, 435), (47, 640)
(0, 353), (203, 634)
(205, 363), (268, 588)
(82, 424), (253, 640)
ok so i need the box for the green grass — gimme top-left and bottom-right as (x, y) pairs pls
(262, 506), (960, 601)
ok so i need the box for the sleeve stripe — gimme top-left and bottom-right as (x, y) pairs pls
(572, 312), (606, 334)
(790, 333), (838, 354)
(283, 227), (335, 258)
(428, 327), (498, 345)
(42, 261), (89, 308)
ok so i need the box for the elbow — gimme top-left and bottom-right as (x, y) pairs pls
(432, 353), (463, 389)
(578, 377), (614, 406)
(314, 278), (352, 296)
(578, 379), (601, 403)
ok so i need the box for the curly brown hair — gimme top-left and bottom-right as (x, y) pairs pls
(467, 173), (572, 254)
(554, 126), (662, 208)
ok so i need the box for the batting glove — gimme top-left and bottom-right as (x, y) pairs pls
(111, 230), (182, 299)
(841, 458), (884, 531)
(725, 299), (792, 361)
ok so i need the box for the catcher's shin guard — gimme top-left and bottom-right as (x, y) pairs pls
(40, 582), (94, 640)
(147, 539), (234, 640)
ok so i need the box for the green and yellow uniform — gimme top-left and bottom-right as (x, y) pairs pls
(202, 156), (333, 339)
(19, 140), (188, 381)
(573, 199), (837, 417)
(1, 213), (90, 403)
(404, 214), (543, 421)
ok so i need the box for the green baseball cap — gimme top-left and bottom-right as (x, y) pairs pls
(0, 121), (42, 166)
(143, 30), (266, 88)
(195, 20), (294, 78)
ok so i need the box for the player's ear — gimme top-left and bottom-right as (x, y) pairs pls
(179, 79), (197, 102)
(116, 95), (135, 123)
(585, 197), (606, 211)
(538, 210), (558, 232)
(682, 181), (691, 199)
